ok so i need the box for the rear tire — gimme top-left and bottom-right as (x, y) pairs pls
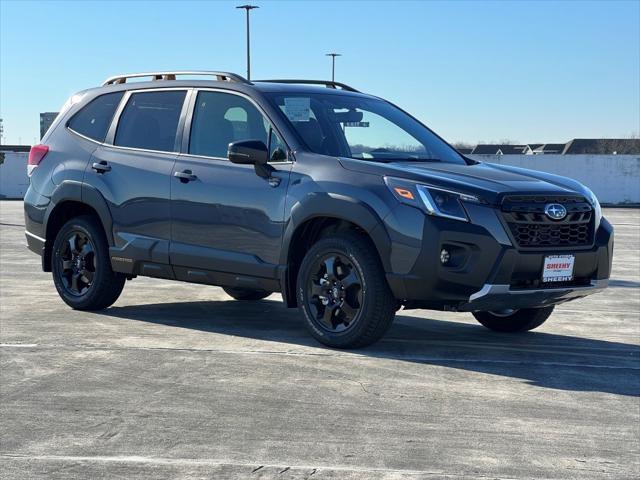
(296, 232), (396, 349)
(473, 306), (554, 332)
(223, 287), (272, 301)
(51, 215), (125, 311)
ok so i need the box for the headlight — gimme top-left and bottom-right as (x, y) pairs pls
(384, 177), (481, 222)
(582, 185), (602, 229)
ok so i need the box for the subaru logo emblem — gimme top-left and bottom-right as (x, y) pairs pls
(544, 203), (567, 220)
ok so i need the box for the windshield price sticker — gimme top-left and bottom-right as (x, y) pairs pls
(542, 255), (575, 282)
(284, 97), (311, 122)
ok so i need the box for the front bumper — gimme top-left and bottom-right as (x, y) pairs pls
(458, 279), (609, 312)
(384, 203), (613, 311)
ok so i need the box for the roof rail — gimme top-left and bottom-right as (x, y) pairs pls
(254, 79), (359, 93)
(102, 71), (250, 86)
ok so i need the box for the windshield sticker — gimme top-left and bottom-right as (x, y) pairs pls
(284, 97), (311, 122)
(344, 121), (370, 128)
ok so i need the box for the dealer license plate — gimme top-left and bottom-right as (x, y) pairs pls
(542, 255), (575, 283)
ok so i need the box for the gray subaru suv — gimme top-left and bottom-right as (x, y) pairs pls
(24, 71), (613, 348)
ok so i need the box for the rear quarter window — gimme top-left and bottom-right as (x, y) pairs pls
(67, 91), (124, 142)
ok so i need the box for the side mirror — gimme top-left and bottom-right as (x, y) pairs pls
(228, 140), (269, 165)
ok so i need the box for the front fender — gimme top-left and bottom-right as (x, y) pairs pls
(281, 191), (392, 271)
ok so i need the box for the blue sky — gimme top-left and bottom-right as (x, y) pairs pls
(1, 0), (638, 146)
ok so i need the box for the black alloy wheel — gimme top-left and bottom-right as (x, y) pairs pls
(223, 287), (272, 301)
(51, 215), (126, 310)
(307, 253), (364, 333)
(296, 233), (396, 349)
(56, 230), (96, 296)
(473, 306), (555, 332)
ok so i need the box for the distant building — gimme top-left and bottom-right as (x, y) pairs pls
(40, 112), (59, 139)
(467, 139), (639, 155)
(527, 143), (566, 154)
(456, 147), (473, 154)
(522, 144), (541, 154)
(562, 138), (640, 155)
(0, 145), (30, 153)
(0, 145), (31, 199)
(471, 144), (528, 155)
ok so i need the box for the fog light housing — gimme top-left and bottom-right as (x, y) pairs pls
(440, 249), (450, 265)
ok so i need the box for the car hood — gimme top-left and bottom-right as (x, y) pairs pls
(339, 158), (588, 205)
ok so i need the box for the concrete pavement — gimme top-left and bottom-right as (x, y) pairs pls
(1, 201), (638, 479)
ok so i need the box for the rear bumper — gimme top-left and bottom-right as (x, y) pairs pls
(384, 203), (613, 311)
(24, 187), (51, 271)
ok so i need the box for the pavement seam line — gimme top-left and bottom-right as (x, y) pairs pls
(0, 453), (520, 479)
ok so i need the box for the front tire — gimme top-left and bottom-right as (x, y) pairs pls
(51, 215), (125, 310)
(296, 232), (396, 349)
(473, 306), (554, 332)
(223, 287), (272, 301)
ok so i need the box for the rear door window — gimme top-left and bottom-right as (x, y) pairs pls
(67, 91), (124, 142)
(114, 90), (187, 152)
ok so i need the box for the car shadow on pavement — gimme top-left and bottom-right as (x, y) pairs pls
(102, 299), (640, 397)
(608, 279), (640, 288)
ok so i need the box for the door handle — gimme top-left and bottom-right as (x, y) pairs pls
(92, 161), (111, 173)
(174, 170), (197, 183)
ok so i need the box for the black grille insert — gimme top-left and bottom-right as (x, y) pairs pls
(501, 195), (594, 249)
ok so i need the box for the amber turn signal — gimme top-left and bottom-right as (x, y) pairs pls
(394, 187), (414, 200)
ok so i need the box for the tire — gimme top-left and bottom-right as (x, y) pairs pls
(51, 215), (126, 311)
(473, 306), (554, 333)
(223, 287), (272, 301)
(296, 232), (396, 349)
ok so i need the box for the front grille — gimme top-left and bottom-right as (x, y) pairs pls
(501, 195), (594, 249)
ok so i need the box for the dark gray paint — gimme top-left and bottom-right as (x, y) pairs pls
(23, 77), (613, 311)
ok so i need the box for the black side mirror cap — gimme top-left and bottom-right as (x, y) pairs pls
(228, 140), (269, 165)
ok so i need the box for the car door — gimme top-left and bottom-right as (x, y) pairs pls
(170, 89), (292, 283)
(85, 89), (188, 275)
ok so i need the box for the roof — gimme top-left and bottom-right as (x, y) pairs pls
(498, 145), (528, 154)
(97, 72), (365, 97)
(540, 143), (565, 153)
(471, 144), (528, 155)
(94, 78), (372, 101)
(456, 147), (473, 154)
(528, 143), (565, 154)
(471, 144), (501, 154)
(251, 81), (365, 95)
(562, 139), (640, 154)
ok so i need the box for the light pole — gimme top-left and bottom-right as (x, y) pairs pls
(325, 53), (342, 82)
(236, 4), (259, 81)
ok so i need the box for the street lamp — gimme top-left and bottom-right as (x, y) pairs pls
(325, 53), (342, 82)
(236, 5), (259, 80)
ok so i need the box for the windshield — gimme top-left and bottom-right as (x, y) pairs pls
(265, 92), (466, 164)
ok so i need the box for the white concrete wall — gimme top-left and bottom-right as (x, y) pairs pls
(0, 152), (638, 204)
(0, 152), (29, 199)
(468, 154), (640, 205)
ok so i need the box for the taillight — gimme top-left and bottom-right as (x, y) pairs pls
(28, 144), (49, 177)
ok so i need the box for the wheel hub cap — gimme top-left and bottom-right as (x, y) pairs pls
(57, 230), (96, 296)
(307, 254), (363, 333)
